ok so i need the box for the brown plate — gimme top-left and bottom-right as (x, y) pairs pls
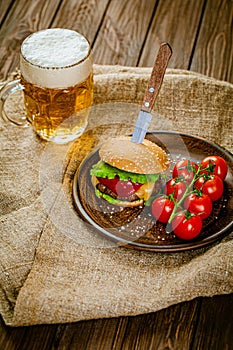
(73, 131), (233, 252)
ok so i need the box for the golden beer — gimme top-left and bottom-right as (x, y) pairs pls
(20, 29), (93, 143)
(21, 74), (93, 142)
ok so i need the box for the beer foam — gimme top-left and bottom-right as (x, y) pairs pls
(20, 28), (92, 88)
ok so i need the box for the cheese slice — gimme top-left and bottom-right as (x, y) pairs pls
(135, 181), (155, 201)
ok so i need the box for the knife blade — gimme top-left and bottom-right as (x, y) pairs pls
(131, 43), (172, 143)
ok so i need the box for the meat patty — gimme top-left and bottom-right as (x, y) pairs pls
(96, 183), (140, 202)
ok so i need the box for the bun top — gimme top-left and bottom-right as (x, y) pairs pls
(99, 136), (169, 174)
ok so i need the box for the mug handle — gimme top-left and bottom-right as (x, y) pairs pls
(0, 79), (30, 127)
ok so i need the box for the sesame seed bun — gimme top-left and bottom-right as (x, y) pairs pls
(99, 136), (169, 174)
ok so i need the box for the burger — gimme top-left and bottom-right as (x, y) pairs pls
(90, 136), (169, 207)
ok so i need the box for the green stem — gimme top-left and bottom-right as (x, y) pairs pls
(168, 165), (204, 223)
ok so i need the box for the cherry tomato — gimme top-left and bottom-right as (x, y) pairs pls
(165, 178), (187, 200)
(184, 192), (212, 220)
(201, 175), (224, 201)
(172, 212), (203, 240)
(201, 155), (228, 180)
(151, 197), (175, 223)
(194, 176), (206, 191)
(172, 160), (198, 183)
(98, 176), (142, 197)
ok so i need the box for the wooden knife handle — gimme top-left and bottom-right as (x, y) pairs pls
(141, 43), (172, 113)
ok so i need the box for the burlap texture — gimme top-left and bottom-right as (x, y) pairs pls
(0, 65), (232, 326)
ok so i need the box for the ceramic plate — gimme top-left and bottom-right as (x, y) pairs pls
(73, 131), (233, 252)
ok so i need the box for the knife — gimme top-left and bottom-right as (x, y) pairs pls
(131, 43), (172, 143)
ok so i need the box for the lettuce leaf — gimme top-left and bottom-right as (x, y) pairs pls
(90, 160), (159, 184)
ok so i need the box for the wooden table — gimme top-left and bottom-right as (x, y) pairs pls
(0, 0), (232, 349)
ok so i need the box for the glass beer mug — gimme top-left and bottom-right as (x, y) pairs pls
(0, 28), (93, 144)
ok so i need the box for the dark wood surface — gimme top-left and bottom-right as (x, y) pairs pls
(0, 0), (233, 349)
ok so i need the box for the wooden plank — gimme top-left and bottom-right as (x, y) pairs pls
(53, 318), (120, 349)
(112, 300), (200, 350)
(0, 300), (199, 350)
(0, 0), (110, 80)
(0, 0), (61, 80)
(0, 0), (13, 25)
(191, 294), (233, 350)
(190, 0), (233, 83)
(1, 296), (232, 349)
(51, 0), (110, 44)
(93, 0), (158, 66)
(0, 315), (59, 350)
(139, 0), (205, 68)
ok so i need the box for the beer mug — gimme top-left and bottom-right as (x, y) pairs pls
(0, 28), (93, 143)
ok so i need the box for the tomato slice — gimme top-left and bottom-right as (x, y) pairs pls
(97, 176), (142, 197)
(97, 177), (119, 193)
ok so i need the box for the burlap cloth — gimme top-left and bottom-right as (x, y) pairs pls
(0, 65), (232, 326)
